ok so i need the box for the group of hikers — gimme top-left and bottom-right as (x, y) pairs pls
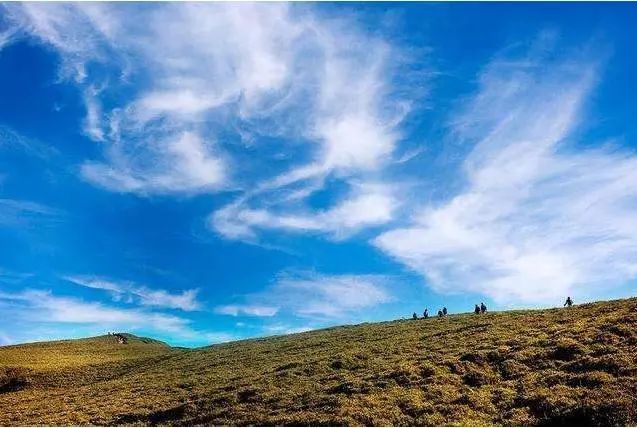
(413, 306), (450, 320)
(411, 297), (574, 320)
(474, 302), (488, 315)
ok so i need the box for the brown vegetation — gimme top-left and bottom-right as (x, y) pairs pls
(1, 299), (636, 426)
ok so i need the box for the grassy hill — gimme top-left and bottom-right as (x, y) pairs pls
(1, 298), (636, 426)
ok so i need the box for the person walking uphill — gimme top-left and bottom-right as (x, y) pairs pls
(474, 304), (480, 315)
(480, 302), (487, 314)
(564, 296), (573, 307)
(442, 307), (448, 316)
(423, 309), (429, 319)
(413, 312), (418, 320)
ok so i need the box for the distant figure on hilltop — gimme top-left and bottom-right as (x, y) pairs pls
(438, 309), (444, 318)
(480, 302), (487, 314)
(423, 309), (429, 319)
(413, 312), (418, 320)
(474, 304), (480, 315)
(564, 296), (573, 307)
(442, 307), (448, 316)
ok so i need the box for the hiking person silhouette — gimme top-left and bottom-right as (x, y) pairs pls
(413, 312), (418, 320)
(564, 296), (573, 307)
(437, 309), (443, 317)
(480, 302), (487, 314)
(474, 304), (480, 315)
(442, 307), (448, 316)
(423, 309), (429, 319)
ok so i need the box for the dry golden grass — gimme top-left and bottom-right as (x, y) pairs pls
(1, 299), (636, 426)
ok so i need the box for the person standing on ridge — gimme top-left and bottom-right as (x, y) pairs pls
(564, 296), (573, 307)
(480, 302), (487, 314)
(423, 309), (429, 319)
(413, 312), (418, 320)
(474, 304), (480, 315)
(438, 309), (444, 318)
(442, 307), (448, 316)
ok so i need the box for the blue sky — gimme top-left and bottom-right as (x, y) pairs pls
(1, 3), (637, 347)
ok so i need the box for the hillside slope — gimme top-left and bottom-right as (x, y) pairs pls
(1, 298), (636, 426)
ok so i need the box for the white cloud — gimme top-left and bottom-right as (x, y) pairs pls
(80, 132), (226, 195)
(263, 324), (315, 335)
(214, 304), (279, 317)
(4, 3), (116, 80)
(0, 289), (192, 335)
(0, 288), (240, 345)
(313, 37), (402, 172)
(219, 273), (392, 321)
(206, 17), (407, 240)
(0, 268), (33, 285)
(0, 199), (64, 227)
(376, 41), (637, 305)
(212, 182), (398, 240)
(0, 125), (59, 162)
(5, 3), (407, 204)
(278, 273), (392, 318)
(82, 86), (106, 141)
(3, 3), (412, 244)
(201, 331), (239, 344)
(0, 24), (17, 51)
(65, 275), (201, 311)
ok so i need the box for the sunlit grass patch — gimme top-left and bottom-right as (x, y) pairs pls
(1, 298), (636, 425)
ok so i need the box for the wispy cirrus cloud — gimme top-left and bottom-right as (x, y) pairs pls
(375, 37), (637, 305)
(0, 125), (58, 159)
(276, 273), (392, 319)
(0, 128), (65, 230)
(0, 289), (192, 335)
(207, 24), (408, 241)
(0, 13), (18, 52)
(0, 199), (64, 227)
(216, 272), (392, 321)
(212, 182), (398, 240)
(0, 31), (15, 51)
(4, 2), (409, 239)
(9, 1), (632, 320)
(64, 275), (201, 311)
(0, 288), (237, 345)
(214, 304), (279, 318)
(262, 324), (315, 336)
